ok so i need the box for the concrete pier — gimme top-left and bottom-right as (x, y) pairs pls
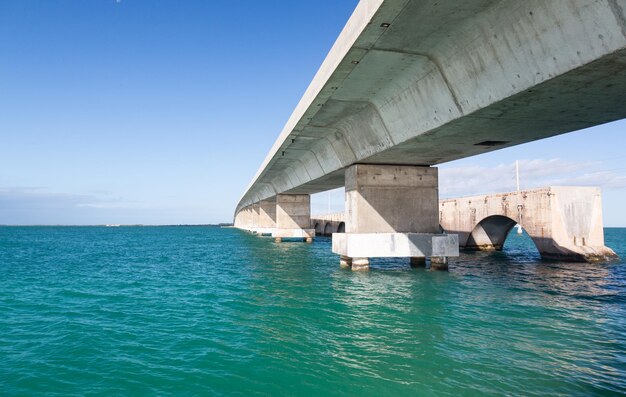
(439, 187), (617, 262)
(314, 186), (618, 265)
(331, 164), (458, 270)
(252, 198), (276, 235)
(272, 194), (315, 242)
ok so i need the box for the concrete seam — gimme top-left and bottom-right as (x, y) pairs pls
(258, 182), (277, 196)
(323, 133), (358, 167)
(306, 148), (327, 177)
(368, 47), (464, 115)
(369, 102), (397, 145)
(295, 158), (313, 181)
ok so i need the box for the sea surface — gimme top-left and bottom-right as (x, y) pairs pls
(0, 226), (625, 396)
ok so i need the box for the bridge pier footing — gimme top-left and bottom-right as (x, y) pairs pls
(339, 256), (352, 269)
(430, 257), (449, 271)
(410, 257), (426, 268)
(351, 258), (370, 271)
(332, 164), (458, 271)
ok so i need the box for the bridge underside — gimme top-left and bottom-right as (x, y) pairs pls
(281, 46), (626, 197)
(237, 0), (626, 211)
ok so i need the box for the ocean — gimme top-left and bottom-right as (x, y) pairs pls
(1, 226), (625, 396)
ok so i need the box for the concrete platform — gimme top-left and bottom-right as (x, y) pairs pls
(271, 229), (315, 239)
(251, 228), (274, 236)
(332, 233), (458, 258)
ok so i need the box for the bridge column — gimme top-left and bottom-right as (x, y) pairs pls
(272, 194), (315, 243)
(234, 205), (255, 232)
(332, 164), (458, 270)
(252, 197), (276, 236)
(249, 203), (261, 234)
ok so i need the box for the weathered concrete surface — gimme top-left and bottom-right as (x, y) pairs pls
(272, 194), (315, 240)
(332, 164), (458, 270)
(235, 0), (626, 217)
(345, 164), (440, 233)
(314, 186), (618, 263)
(439, 186), (618, 262)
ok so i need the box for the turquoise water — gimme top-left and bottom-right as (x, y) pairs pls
(1, 226), (625, 396)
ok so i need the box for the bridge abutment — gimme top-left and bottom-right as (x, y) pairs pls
(332, 164), (458, 270)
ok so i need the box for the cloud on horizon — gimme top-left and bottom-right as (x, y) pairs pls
(0, 187), (204, 225)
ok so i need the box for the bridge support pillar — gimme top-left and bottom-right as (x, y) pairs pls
(249, 203), (260, 234)
(332, 164), (458, 270)
(251, 198), (276, 235)
(271, 194), (315, 242)
(234, 205), (256, 232)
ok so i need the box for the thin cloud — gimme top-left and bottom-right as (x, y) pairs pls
(439, 158), (626, 198)
(0, 187), (145, 224)
(0, 187), (94, 210)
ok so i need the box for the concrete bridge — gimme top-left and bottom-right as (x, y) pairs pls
(235, 0), (626, 270)
(312, 213), (345, 236)
(310, 187), (618, 263)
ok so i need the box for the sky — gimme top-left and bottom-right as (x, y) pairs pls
(1, 1), (625, 226)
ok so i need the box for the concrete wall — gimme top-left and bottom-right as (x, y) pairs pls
(439, 186), (617, 262)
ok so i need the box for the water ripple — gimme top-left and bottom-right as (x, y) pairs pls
(0, 226), (624, 396)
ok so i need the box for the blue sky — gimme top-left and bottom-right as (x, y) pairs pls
(1, 1), (625, 226)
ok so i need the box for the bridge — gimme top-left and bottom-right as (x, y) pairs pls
(313, 213), (345, 236)
(235, 0), (626, 270)
(311, 187), (618, 264)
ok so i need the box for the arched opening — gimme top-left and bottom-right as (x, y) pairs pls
(337, 222), (345, 233)
(314, 222), (322, 234)
(466, 215), (541, 255)
(324, 223), (333, 236)
(502, 224), (541, 256)
(466, 215), (518, 251)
